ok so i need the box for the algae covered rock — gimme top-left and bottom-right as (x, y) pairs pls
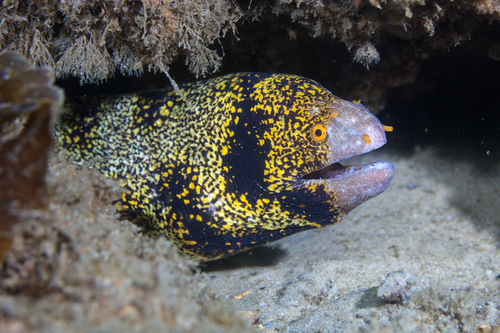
(0, 51), (63, 261)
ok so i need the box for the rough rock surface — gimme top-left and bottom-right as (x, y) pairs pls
(0, 154), (255, 333)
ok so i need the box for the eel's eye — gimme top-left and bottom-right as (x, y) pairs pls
(310, 123), (328, 143)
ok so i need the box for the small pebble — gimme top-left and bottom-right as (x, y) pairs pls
(377, 270), (417, 303)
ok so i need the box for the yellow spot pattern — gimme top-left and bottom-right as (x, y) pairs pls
(54, 73), (347, 260)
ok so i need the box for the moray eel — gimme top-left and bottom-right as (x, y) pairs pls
(54, 73), (394, 260)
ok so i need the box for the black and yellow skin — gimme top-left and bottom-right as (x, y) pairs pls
(54, 73), (394, 260)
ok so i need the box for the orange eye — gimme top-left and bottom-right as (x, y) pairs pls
(310, 123), (327, 143)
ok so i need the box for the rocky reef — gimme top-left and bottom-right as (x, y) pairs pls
(0, 52), (62, 262)
(1, 0), (499, 110)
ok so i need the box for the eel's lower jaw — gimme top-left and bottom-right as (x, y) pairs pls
(302, 160), (395, 210)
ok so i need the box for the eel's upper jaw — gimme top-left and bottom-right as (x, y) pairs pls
(325, 99), (389, 163)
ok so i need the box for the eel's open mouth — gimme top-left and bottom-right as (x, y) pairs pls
(302, 162), (347, 180)
(301, 159), (395, 210)
(296, 97), (395, 208)
(302, 160), (394, 181)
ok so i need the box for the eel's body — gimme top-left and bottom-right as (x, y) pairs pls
(54, 73), (394, 260)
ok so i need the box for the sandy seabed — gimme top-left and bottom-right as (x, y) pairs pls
(1, 145), (499, 332)
(202, 146), (500, 332)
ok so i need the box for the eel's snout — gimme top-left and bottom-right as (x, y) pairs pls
(326, 99), (388, 164)
(319, 97), (395, 210)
